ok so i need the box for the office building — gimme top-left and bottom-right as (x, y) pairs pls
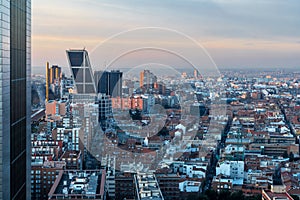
(46, 63), (62, 101)
(66, 49), (96, 94)
(47, 65), (61, 84)
(94, 70), (123, 97)
(97, 94), (112, 130)
(0, 0), (31, 199)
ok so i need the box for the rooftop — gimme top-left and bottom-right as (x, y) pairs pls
(135, 173), (164, 200)
(48, 170), (105, 199)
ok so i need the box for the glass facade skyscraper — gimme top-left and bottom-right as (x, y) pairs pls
(66, 49), (96, 94)
(0, 0), (31, 199)
(95, 70), (123, 97)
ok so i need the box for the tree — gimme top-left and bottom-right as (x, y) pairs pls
(230, 191), (244, 200)
(218, 190), (231, 200)
(198, 194), (209, 200)
(187, 193), (199, 200)
(205, 190), (217, 200)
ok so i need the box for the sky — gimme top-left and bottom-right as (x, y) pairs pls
(32, 0), (300, 72)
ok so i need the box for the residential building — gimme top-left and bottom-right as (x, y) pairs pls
(48, 170), (106, 200)
(134, 173), (164, 200)
(31, 160), (66, 200)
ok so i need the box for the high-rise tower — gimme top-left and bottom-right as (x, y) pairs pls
(140, 69), (157, 91)
(66, 49), (96, 94)
(46, 63), (62, 101)
(95, 70), (123, 97)
(0, 0), (31, 199)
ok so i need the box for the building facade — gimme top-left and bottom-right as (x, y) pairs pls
(0, 0), (31, 199)
(66, 49), (96, 94)
(95, 70), (123, 97)
(140, 69), (157, 92)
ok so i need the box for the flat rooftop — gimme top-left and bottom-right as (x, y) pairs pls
(135, 173), (164, 200)
(48, 170), (106, 199)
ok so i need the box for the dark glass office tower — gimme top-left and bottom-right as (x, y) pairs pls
(109, 70), (122, 97)
(95, 70), (123, 97)
(0, 0), (31, 199)
(94, 70), (109, 94)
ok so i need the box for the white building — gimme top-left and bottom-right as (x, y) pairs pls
(179, 181), (201, 193)
(216, 160), (244, 179)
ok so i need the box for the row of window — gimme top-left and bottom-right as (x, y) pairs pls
(31, 180), (55, 184)
(31, 170), (56, 175)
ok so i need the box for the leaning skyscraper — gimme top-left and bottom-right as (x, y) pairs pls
(0, 0), (31, 199)
(66, 49), (97, 94)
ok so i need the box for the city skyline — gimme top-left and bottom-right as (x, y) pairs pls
(32, 0), (300, 70)
(2, 1), (300, 199)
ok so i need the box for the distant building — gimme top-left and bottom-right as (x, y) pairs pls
(216, 160), (244, 179)
(61, 150), (81, 170)
(31, 140), (63, 162)
(179, 181), (201, 193)
(97, 94), (112, 130)
(66, 49), (96, 94)
(45, 100), (69, 118)
(48, 170), (106, 200)
(111, 97), (131, 110)
(115, 171), (136, 200)
(140, 69), (157, 92)
(212, 175), (233, 192)
(262, 185), (294, 200)
(94, 70), (123, 97)
(156, 173), (202, 200)
(46, 63), (62, 101)
(155, 173), (182, 200)
(131, 96), (144, 110)
(56, 126), (82, 151)
(31, 161), (66, 200)
(134, 173), (164, 200)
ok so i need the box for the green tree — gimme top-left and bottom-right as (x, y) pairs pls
(230, 191), (244, 200)
(218, 190), (231, 200)
(198, 194), (209, 200)
(205, 190), (218, 200)
(187, 193), (200, 200)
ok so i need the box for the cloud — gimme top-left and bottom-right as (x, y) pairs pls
(32, 0), (300, 68)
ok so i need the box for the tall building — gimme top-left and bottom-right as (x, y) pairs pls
(46, 64), (61, 85)
(66, 49), (96, 94)
(140, 69), (157, 91)
(0, 0), (31, 199)
(46, 63), (62, 101)
(95, 70), (123, 97)
(97, 94), (112, 130)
